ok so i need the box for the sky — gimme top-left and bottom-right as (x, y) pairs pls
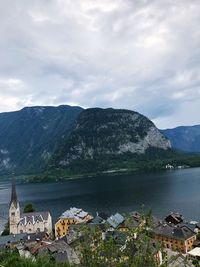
(0, 0), (200, 129)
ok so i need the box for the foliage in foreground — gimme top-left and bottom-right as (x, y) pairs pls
(0, 250), (72, 267)
(77, 211), (169, 267)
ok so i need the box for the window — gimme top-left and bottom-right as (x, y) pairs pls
(11, 212), (15, 216)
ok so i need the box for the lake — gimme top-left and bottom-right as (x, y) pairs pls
(0, 167), (200, 231)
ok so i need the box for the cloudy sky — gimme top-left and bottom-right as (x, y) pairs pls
(0, 0), (200, 128)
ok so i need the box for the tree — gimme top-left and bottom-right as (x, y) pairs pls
(1, 221), (9, 236)
(23, 203), (36, 213)
(77, 214), (168, 267)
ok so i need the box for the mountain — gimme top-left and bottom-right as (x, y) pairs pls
(53, 108), (171, 168)
(0, 105), (83, 174)
(161, 125), (200, 153)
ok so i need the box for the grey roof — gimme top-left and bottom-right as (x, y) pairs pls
(91, 215), (105, 225)
(61, 230), (81, 245)
(168, 254), (194, 267)
(44, 240), (80, 264)
(0, 233), (26, 246)
(18, 211), (50, 226)
(178, 223), (197, 232)
(153, 224), (196, 240)
(23, 232), (49, 242)
(107, 213), (125, 229)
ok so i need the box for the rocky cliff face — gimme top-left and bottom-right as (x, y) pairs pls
(56, 108), (171, 166)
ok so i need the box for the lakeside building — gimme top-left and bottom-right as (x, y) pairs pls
(9, 181), (52, 235)
(165, 212), (184, 225)
(153, 224), (197, 253)
(55, 207), (93, 238)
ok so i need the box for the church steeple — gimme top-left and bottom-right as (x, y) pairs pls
(9, 178), (20, 234)
(10, 178), (18, 208)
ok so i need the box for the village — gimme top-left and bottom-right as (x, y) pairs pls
(0, 181), (200, 266)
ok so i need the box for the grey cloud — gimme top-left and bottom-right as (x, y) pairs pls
(0, 0), (200, 128)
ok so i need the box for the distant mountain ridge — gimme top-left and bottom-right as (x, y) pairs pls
(0, 105), (83, 174)
(161, 125), (200, 153)
(0, 105), (173, 175)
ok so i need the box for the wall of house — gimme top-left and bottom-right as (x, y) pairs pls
(154, 234), (196, 253)
(55, 218), (78, 238)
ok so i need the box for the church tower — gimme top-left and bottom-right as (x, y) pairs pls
(9, 179), (20, 234)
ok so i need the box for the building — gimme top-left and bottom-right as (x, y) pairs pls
(55, 207), (93, 238)
(0, 233), (26, 249)
(37, 239), (80, 265)
(165, 212), (184, 225)
(107, 213), (125, 229)
(153, 224), (196, 253)
(168, 253), (194, 267)
(165, 164), (174, 169)
(188, 247), (200, 259)
(9, 180), (52, 235)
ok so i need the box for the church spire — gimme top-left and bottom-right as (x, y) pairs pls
(10, 178), (18, 208)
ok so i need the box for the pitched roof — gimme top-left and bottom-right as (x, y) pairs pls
(59, 207), (92, 222)
(18, 211), (50, 226)
(0, 233), (26, 247)
(168, 254), (194, 267)
(107, 213), (125, 229)
(46, 240), (80, 264)
(91, 215), (105, 225)
(153, 224), (196, 240)
(188, 247), (200, 257)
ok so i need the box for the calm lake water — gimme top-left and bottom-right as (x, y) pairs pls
(0, 167), (200, 230)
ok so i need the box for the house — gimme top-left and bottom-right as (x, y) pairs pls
(165, 164), (174, 169)
(153, 224), (196, 253)
(37, 239), (80, 265)
(0, 233), (26, 248)
(165, 212), (184, 225)
(188, 247), (200, 259)
(107, 213), (125, 229)
(55, 207), (93, 238)
(90, 212), (109, 225)
(9, 180), (52, 235)
(168, 253), (194, 267)
(128, 211), (161, 229)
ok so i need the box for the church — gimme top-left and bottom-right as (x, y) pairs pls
(9, 181), (52, 235)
